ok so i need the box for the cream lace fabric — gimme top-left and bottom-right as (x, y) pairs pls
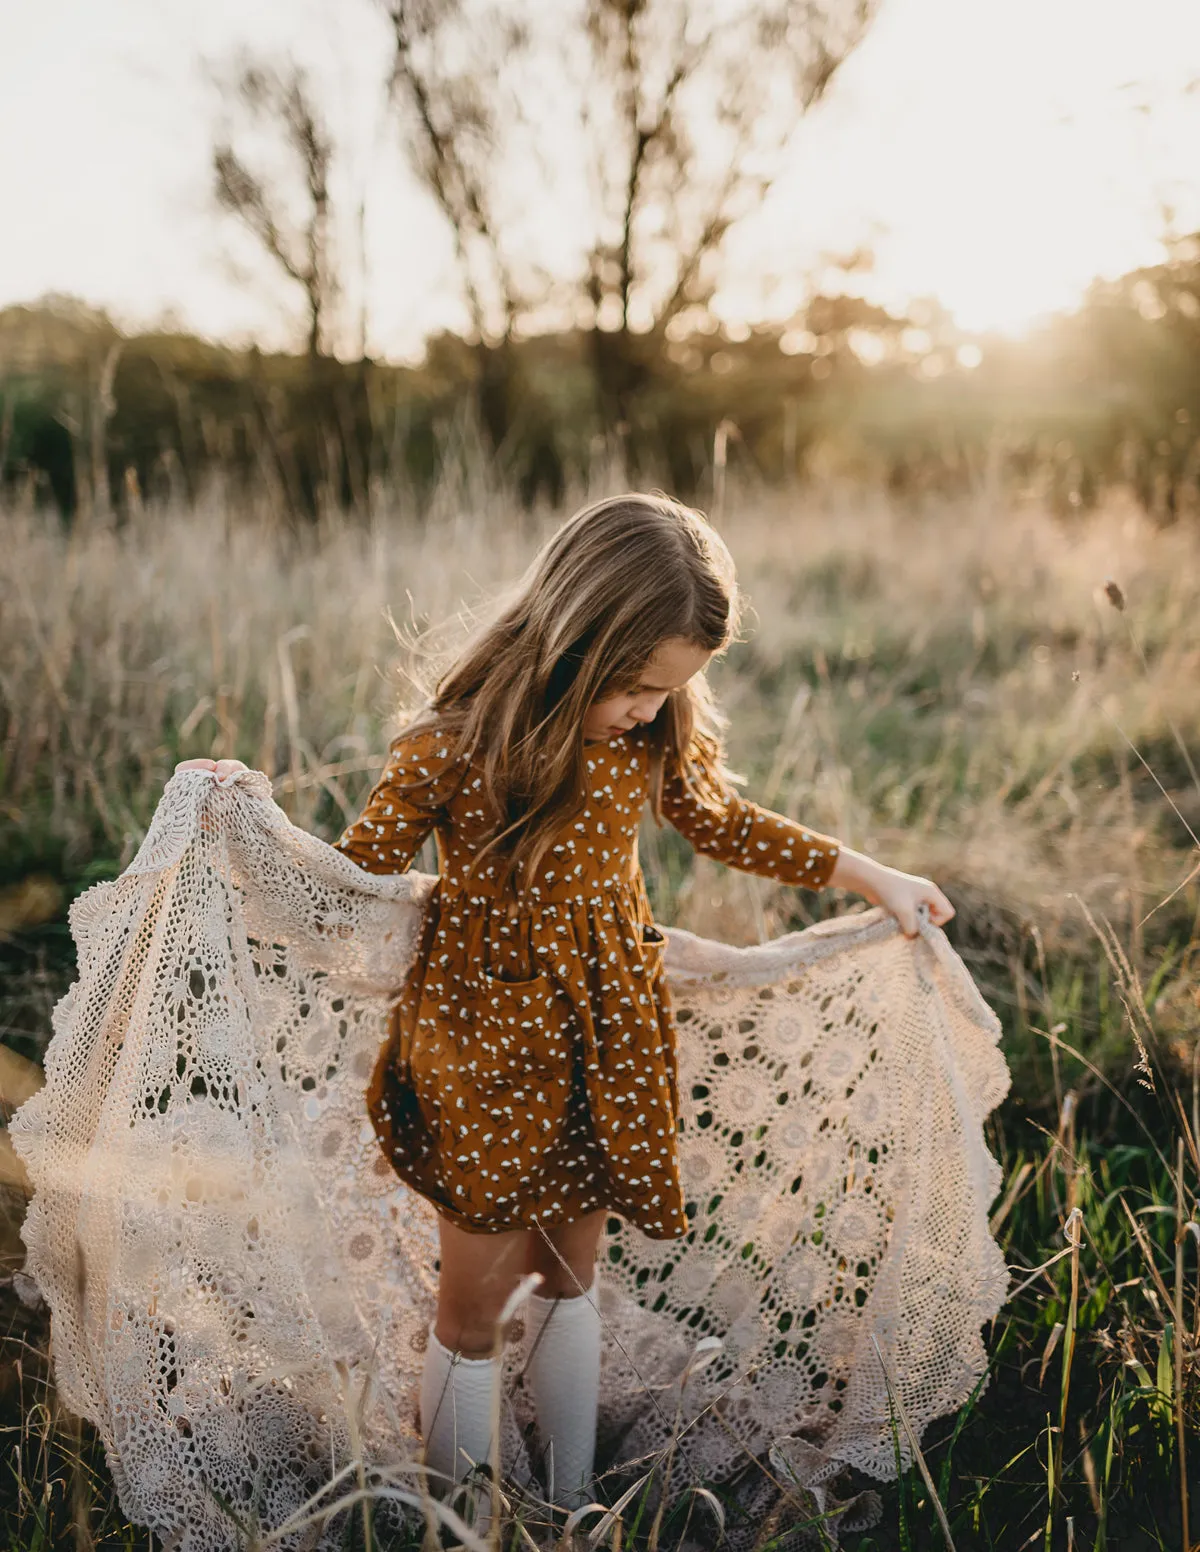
(11, 770), (1010, 1549)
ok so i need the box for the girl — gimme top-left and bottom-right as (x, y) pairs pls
(183, 492), (953, 1527)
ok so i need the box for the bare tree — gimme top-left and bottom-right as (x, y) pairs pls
(577, 0), (879, 430)
(381, 1), (531, 453)
(384, 2), (524, 342)
(378, 0), (879, 467)
(212, 61), (340, 360)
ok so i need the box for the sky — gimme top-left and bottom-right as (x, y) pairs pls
(3, 0), (1200, 360)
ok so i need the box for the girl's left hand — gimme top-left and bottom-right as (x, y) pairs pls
(829, 849), (955, 938)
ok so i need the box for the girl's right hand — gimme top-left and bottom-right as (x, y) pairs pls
(175, 758), (250, 784)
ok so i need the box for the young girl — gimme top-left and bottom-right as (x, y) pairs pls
(184, 492), (953, 1525)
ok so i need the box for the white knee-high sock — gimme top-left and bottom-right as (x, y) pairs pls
(419, 1324), (501, 1531)
(522, 1275), (601, 1511)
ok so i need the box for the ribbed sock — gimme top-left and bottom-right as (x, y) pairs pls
(521, 1274), (601, 1510)
(419, 1324), (501, 1534)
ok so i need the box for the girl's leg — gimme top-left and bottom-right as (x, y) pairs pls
(422, 1217), (530, 1528)
(523, 1211), (607, 1509)
(422, 1211), (609, 1514)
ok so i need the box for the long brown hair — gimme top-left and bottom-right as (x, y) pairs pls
(397, 492), (745, 892)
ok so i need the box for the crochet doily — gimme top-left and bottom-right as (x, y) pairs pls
(10, 769), (1010, 1548)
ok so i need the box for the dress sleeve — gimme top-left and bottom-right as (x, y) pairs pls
(333, 726), (463, 875)
(659, 735), (841, 892)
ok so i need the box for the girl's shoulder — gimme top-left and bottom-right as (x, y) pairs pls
(658, 725), (743, 813)
(383, 718), (471, 802)
(386, 718), (454, 762)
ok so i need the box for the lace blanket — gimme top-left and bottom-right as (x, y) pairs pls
(11, 770), (1010, 1549)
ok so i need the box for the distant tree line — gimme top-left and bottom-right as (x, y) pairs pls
(7, 238), (1200, 521)
(0, 291), (900, 515)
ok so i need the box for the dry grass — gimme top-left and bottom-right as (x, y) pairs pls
(5, 479), (1197, 1050)
(2, 476), (1200, 1548)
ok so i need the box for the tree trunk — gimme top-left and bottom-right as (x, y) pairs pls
(590, 325), (651, 473)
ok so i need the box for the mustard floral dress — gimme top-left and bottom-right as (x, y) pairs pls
(334, 723), (840, 1241)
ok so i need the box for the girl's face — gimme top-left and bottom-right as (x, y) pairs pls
(582, 636), (714, 743)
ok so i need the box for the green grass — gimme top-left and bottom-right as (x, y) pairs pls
(2, 480), (1200, 1547)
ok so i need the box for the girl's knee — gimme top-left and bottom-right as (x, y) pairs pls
(436, 1271), (527, 1353)
(432, 1307), (507, 1357)
(526, 1251), (594, 1299)
(527, 1213), (605, 1297)
(435, 1217), (530, 1347)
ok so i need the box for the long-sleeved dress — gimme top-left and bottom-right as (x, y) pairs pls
(334, 722), (840, 1241)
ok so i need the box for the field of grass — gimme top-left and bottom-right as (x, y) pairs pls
(2, 474), (1200, 1548)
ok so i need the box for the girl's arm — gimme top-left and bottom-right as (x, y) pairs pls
(333, 726), (464, 874)
(659, 741), (953, 937)
(659, 744), (840, 890)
